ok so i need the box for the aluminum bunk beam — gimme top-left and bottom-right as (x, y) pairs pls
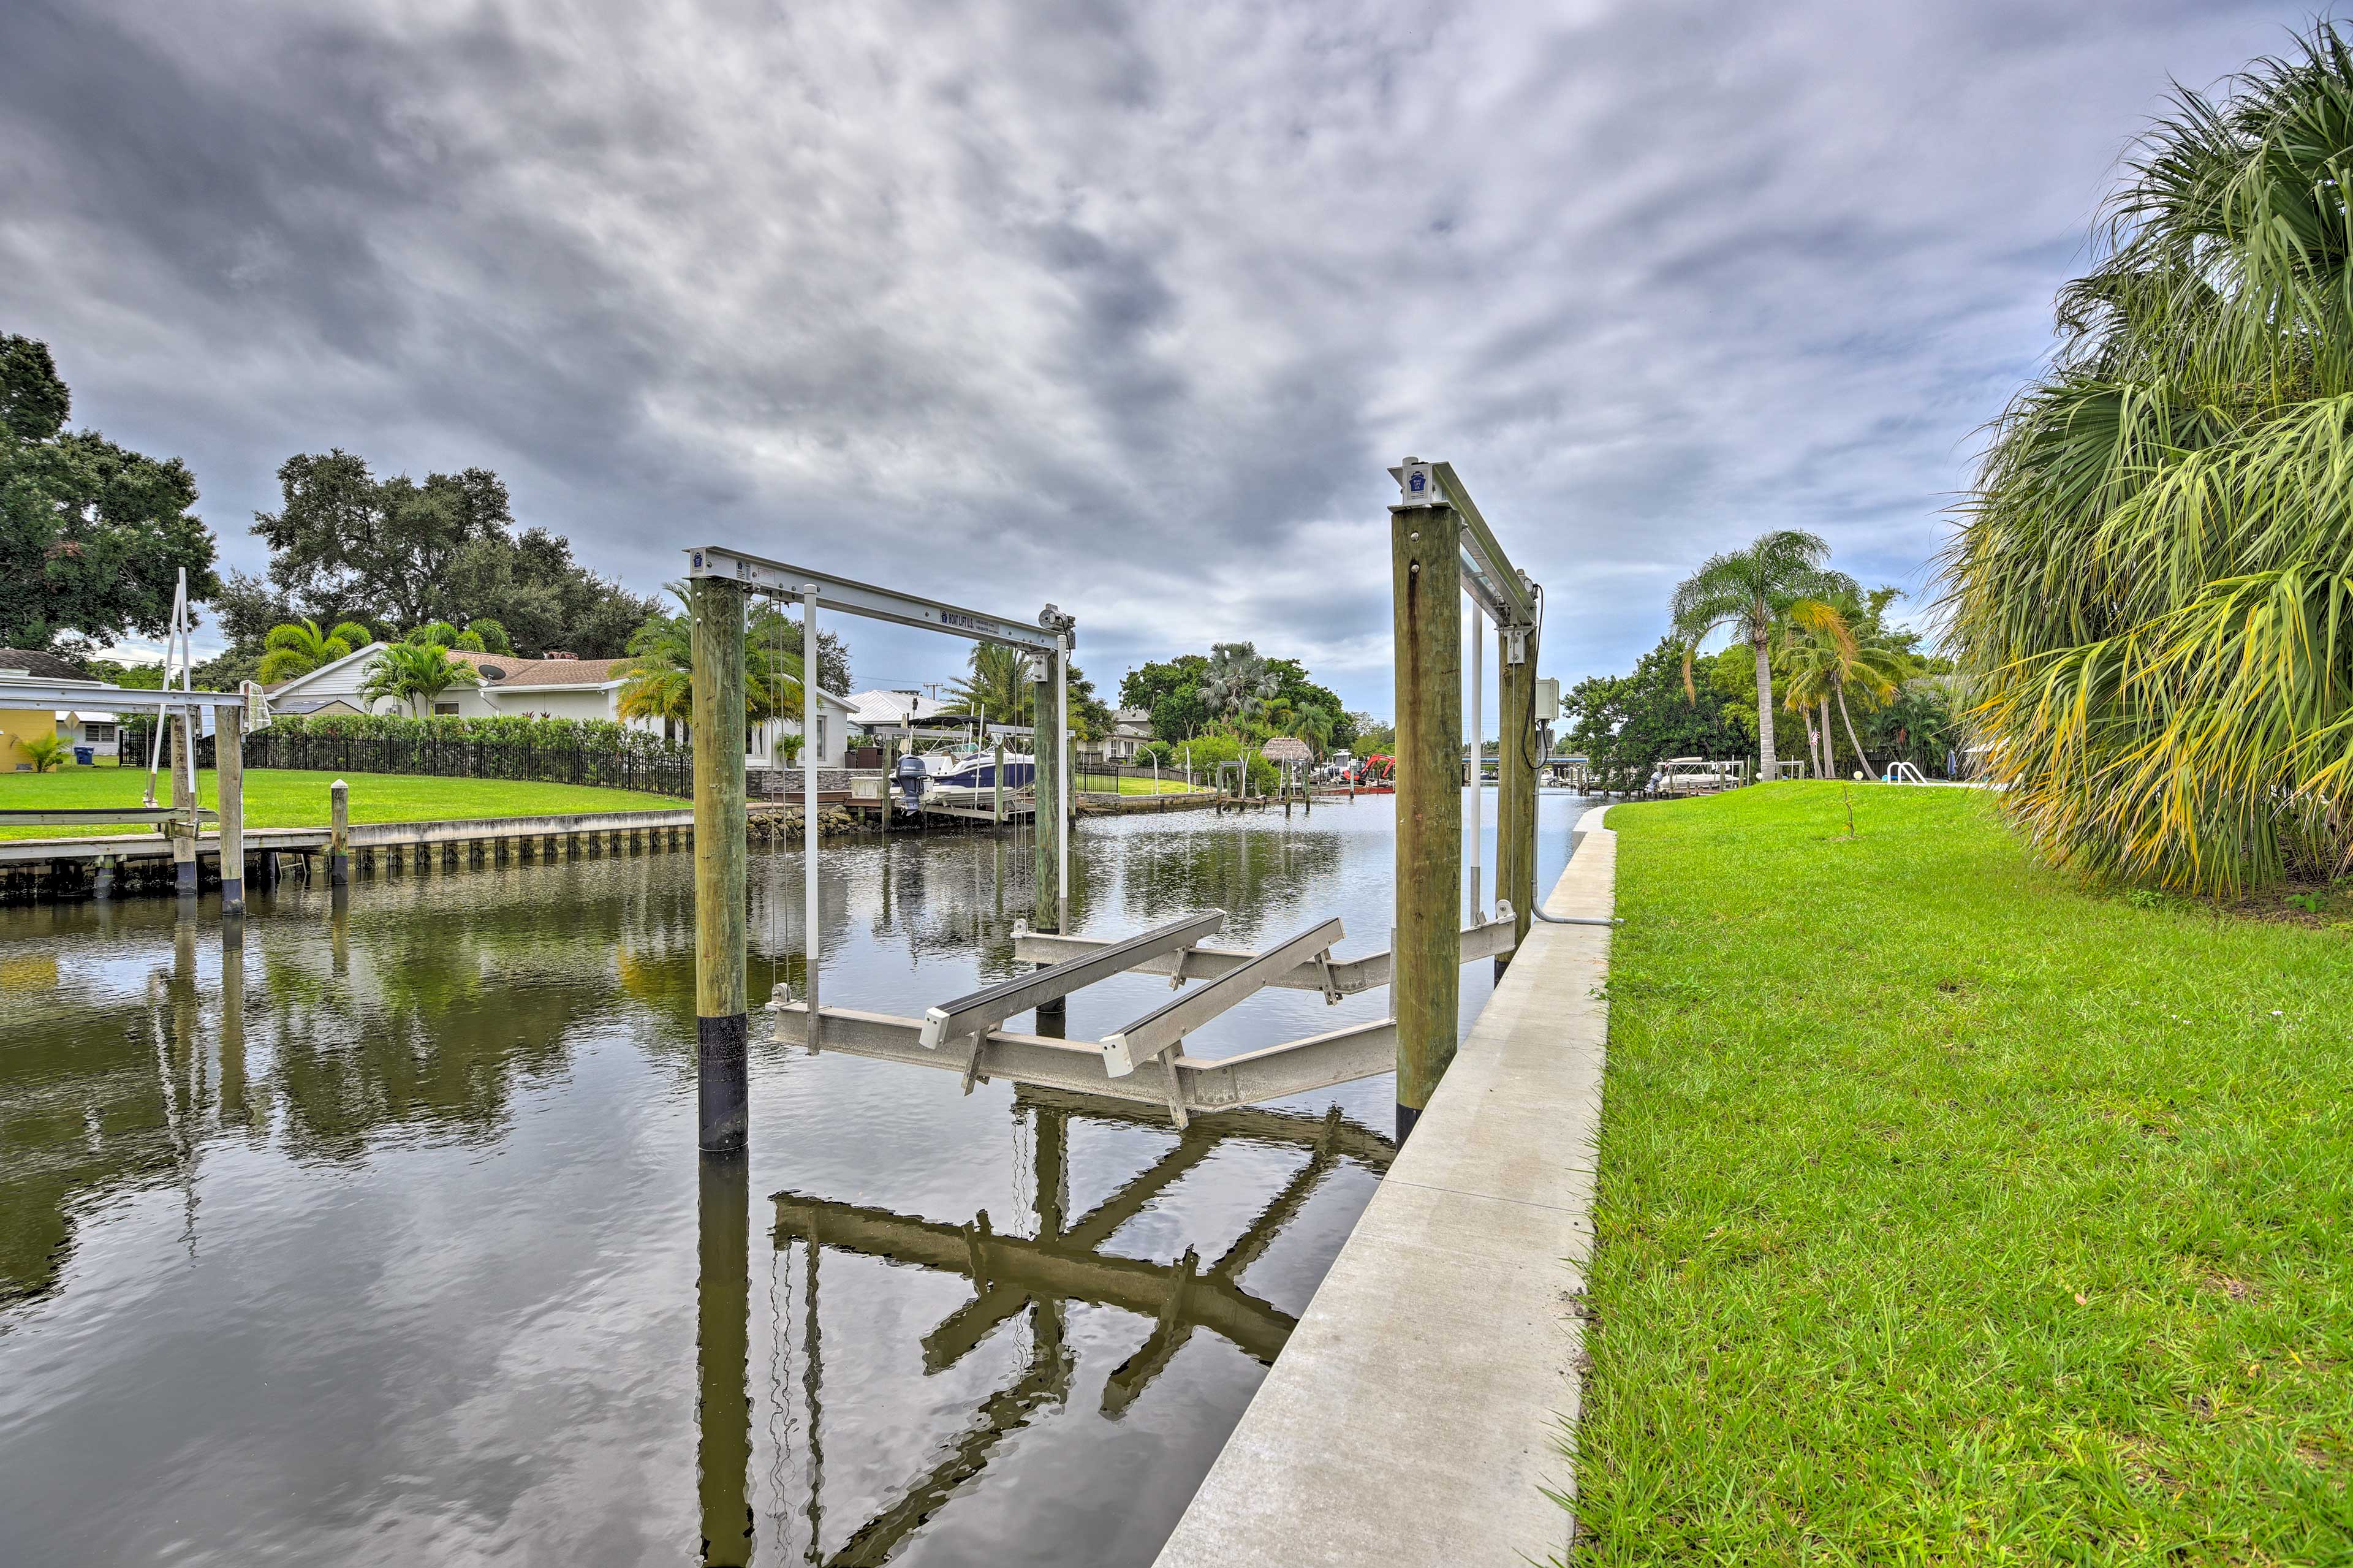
(1011, 907), (1518, 996)
(920, 910), (1226, 1049)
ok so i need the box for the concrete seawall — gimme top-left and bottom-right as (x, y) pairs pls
(1154, 803), (1616, 1567)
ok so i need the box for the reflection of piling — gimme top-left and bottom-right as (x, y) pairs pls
(1391, 498), (1463, 1143)
(221, 926), (248, 1123)
(697, 1151), (754, 1567)
(690, 577), (750, 1151)
(328, 779), (350, 886)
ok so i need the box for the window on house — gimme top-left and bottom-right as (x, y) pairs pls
(434, 703), (461, 716)
(817, 716), (827, 757)
(85, 723), (115, 743)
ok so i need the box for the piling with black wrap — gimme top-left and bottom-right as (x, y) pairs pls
(691, 575), (750, 1152)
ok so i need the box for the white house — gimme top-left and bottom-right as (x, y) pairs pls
(262, 644), (852, 769)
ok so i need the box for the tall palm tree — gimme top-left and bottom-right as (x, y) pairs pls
(258, 618), (374, 684)
(1946, 24), (2353, 892)
(1670, 531), (1849, 781)
(359, 640), (480, 717)
(1777, 598), (1908, 776)
(944, 644), (1034, 727)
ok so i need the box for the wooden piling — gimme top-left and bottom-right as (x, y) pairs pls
(329, 779), (350, 885)
(993, 741), (1006, 824)
(1496, 638), (1536, 970)
(170, 713), (198, 896)
(1031, 657), (1066, 1021)
(217, 705), (245, 912)
(1392, 499), (1463, 1143)
(690, 575), (750, 1151)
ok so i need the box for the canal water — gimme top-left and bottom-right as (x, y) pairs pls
(0, 790), (1582, 1566)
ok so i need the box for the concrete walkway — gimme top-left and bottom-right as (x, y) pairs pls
(1154, 805), (1616, 1567)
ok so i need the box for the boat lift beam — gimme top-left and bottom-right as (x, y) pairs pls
(765, 910), (1517, 1127)
(1385, 461), (1537, 630)
(1011, 907), (1518, 997)
(773, 1002), (1399, 1126)
(1098, 918), (1346, 1078)
(684, 546), (1070, 656)
(920, 909), (1227, 1050)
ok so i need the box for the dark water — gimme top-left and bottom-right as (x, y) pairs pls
(0, 790), (1581, 1567)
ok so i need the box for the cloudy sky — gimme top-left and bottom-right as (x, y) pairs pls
(0, 0), (2311, 716)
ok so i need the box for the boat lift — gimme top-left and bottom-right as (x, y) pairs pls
(686, 457), (1543, 1147)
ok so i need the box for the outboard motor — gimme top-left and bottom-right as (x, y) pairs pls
(893, 751), (928, 814)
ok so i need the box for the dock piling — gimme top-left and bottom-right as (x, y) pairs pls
(218, 705), (245, 912)
(1496, 634), (1537, 972)
(1031, 654), (1067, 1022)
(1391, 491), (1463, 1143)
(690, 575), (750, 1151)
(170, 713), (198, 898)
(329, 779), (350, 885)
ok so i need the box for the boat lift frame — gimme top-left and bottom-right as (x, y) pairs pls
(686, 456), (1541, 1149)
(681, 544), (1079, 1149)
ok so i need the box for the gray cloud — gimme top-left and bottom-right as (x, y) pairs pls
(0, 0), (2305, 709)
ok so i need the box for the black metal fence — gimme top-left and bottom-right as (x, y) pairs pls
(122, 715), (692, 797)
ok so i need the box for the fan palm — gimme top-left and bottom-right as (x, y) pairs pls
(258, 618), (374, 684)
(358, 640), (480, 717)
(1199, 642), (1278, 724)
(1946, 24), (2353, 892)
(1669, 532), (1850, 781)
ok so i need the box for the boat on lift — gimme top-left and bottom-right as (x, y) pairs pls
(892, 742), (1036, 811)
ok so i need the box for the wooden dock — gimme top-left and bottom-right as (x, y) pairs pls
(0, 807), (700, 898)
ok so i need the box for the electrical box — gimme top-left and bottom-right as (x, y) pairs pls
(1535, 676), (1560, 719)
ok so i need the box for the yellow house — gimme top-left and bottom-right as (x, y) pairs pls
(0, 648), (112, 771)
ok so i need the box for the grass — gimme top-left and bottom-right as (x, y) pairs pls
(0, 767), (684, 841)
(1072, 771), (1211, 795)
(1574, 783), (2353, 1565)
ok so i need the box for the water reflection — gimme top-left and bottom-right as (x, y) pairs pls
(0, 791), (1583, 1566)
(754, 1089), (1390, 1566)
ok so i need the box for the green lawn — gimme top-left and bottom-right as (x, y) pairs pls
(1072, 771), (1211, 796)
(1575, 784), (2352, 1564)
(0, 767), (685, 841)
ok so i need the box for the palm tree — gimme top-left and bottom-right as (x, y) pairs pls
(258, 618), (374, 684)
(944, 644), (1034, 727)
(359, 640), (481, 717)
(616, 594), (803, 743)
(1946, 24), (2353, 892)
(1776, 597), (1908, 776)
(1669, 532), (1849, 781)
(1199, 642), (1276, 725)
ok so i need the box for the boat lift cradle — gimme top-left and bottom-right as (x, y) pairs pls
(768, 904), (1518, 1128)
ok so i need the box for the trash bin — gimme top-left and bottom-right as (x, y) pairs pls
(74, 746), (93, 766)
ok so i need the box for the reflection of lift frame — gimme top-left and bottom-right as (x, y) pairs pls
(763, 1092), (1390, 1566)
